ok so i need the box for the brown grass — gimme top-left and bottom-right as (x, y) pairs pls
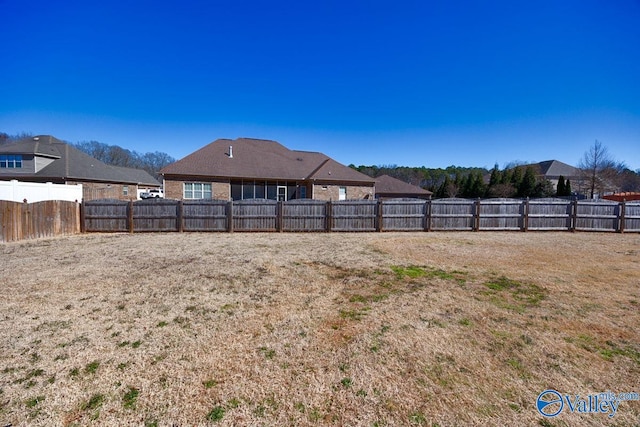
(1, 231), (639, 426)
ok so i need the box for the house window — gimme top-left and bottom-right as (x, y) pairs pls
(0, 154), (22, 168)
(299, 186), (306, 199)
(123, 186), (129, 196)
(339, 187), (347, 200)
(184, 182), (212, 199)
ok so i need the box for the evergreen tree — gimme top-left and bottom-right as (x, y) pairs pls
(556, 175), (566, 197)
(564, 179), (572, 196)
(518, 167), (537, 197)
(489, 164), (501, 187)
(510, 167), (523, 190)
(436, 175), (450, 198)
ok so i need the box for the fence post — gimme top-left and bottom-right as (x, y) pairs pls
(79, 202), (86, 233)
(177, 200), (184, 232)
(619, 199), (626, 233)
(376, 199), (383, 232)
(326, 201), (333, 232)
(570, 199), (578, 232)
(523, 198), (529, 232)
(473, 198), (481, 231)
(424, 200), (431, 232)
(127, 200), (134, 233)
(227, 201), (234, 233)
(277, 200), (284, 232)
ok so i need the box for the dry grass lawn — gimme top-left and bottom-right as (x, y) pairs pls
(1, 231), (639, 426)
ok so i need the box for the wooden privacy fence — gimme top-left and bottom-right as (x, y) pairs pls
(1, 200), (81, 243)
(82, 198), (640, 233)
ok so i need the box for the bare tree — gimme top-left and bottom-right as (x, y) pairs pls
(578, 140), (620, 198)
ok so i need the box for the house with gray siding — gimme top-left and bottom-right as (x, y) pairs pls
(0, 135), (160, 201)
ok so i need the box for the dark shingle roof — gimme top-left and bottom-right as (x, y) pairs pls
(0, 135), (159, 186)
(374, 174), (432, 197)
(161, 137), (375, 183)
(532, 160), (580, 178)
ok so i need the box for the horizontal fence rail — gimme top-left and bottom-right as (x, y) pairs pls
(1, 200), (80, 242)
(78, 198), (640, 234)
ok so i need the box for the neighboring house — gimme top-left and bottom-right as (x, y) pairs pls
(374, 174), (432, 199)
(0, 135), (160, 201)
(526, 160), (582, 191)
(160, 137), (375, 201)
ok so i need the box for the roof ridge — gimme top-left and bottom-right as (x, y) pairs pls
(305, 158), (331, 180)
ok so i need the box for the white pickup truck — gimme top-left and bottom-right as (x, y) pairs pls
(140, 189), (164, 199)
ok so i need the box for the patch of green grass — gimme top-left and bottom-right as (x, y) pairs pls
(69, 367), (80, 378)
(206, 406), (225, 422)
(203, 379), (217, 389)
(485, 276), (520, 291)
(391, 265), (467, 284)
(25, 395), (45, 408)
(348, 294), (368, 303)
(600, 341), (640, 365)
(506, 358), (531, 379)
(156, 321), (168, 327)
(117, 340), (130, 348)
(308, 407), (322, 422)
(123, 387), (139, 410)
(409, 411), (427, 425)
(391, 265), (427, 279)
(258, 347), (276, 359)
(81, 393), (104, 411)
(131, 340), (142, 349)
(84, 360), (100, 375)
(227, 398), (241, 408)
(340, 377), (353, 388)
(339, 307), (370, 321)
(458, 317), (471, 326)
(483, 275), (546, 311)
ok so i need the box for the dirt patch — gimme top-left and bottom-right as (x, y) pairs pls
(1, 232), (639, 426)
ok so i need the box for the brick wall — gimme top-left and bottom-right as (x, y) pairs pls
(70, 181), (138, 201)
(312, 184), (374, 201)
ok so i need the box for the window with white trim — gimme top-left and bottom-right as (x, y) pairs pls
(339, 186), (347, 200)
(0, 154), (23, 168)
(184, 182), (212, 199)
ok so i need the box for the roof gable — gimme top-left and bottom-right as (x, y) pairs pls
(0, 135), (159, 186)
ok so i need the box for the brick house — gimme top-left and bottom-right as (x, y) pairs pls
(0, 135), (160, 201)
(160, 137), (375, 201)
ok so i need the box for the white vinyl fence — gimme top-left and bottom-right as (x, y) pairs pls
(0, 180), (83, 203)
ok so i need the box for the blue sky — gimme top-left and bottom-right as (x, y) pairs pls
(2, 0), (639, 170)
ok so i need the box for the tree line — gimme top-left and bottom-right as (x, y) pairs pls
(3, 132), (638, 197)
(0, 132), (175, 179)
(351, 141), (639, 199)
(350, 163), (570, 198)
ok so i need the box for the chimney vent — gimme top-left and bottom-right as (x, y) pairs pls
(229, 146), (233, 158)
